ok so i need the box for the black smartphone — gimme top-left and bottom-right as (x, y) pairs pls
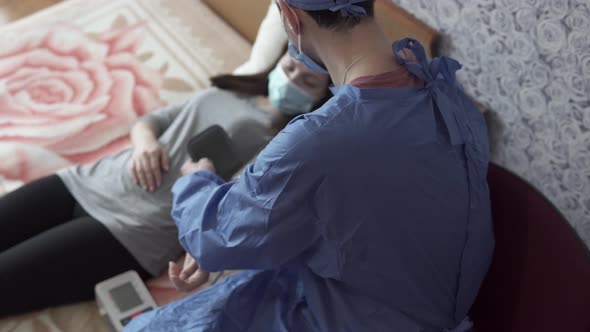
(186, 125), (242, 181)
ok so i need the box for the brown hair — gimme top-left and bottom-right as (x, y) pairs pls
(209, 62), (333, 118)
(210, 46), (285, 97)
(210, 71), (270, 97)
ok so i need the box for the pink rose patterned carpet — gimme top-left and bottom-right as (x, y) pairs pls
(0, 0), (250, 331)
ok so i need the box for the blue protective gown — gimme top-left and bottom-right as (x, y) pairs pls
(125, 39), (494, 332)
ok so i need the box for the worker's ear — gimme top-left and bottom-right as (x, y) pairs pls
(276, 0), (301, 35)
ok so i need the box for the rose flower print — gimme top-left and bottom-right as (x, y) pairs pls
(0, 20), (168, 194)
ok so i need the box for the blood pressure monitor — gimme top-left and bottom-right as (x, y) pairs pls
(95, 270), (157, 332)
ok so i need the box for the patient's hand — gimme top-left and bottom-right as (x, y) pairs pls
(169, 253), (210, 292)
(129, 140), (169, 192)
(180, 158), (216, 176)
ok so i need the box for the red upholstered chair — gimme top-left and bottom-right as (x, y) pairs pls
(470, 163), (590, 332)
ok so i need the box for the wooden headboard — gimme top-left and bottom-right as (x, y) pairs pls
(204, 0), (440, 57)
(374, 0), (439, 56)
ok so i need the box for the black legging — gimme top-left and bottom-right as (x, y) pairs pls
(0, 175), (150, 317)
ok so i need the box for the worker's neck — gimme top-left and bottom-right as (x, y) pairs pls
(314, 21), (400, 86)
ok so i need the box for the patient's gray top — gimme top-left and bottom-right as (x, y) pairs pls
(58, 88), (274, 276)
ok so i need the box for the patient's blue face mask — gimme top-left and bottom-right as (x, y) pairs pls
(268, 66), (319, 115)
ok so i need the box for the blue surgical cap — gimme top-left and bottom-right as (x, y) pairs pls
(284, 0), (369, 17)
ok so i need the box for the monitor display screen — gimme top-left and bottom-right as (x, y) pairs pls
(109, 283), (143, 312)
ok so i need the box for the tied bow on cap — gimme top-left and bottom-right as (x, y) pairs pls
(329, 0), (368, 17)
(285, 0), (369, 17)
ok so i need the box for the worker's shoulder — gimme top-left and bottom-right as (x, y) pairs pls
(294, 92), (358, 129)
(257, 100), (348, 164)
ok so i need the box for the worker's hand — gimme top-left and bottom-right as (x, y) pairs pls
(169, 253), (210, 292)
(129, 140), (169, 192)
(180, 158), (216, 176)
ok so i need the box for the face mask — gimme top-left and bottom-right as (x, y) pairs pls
(281, 6), (329, 74)
(288, 41), (328, 74)
(268, 66), (319, 115)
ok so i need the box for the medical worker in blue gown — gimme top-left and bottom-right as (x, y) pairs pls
(125, 0), (494, 331)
